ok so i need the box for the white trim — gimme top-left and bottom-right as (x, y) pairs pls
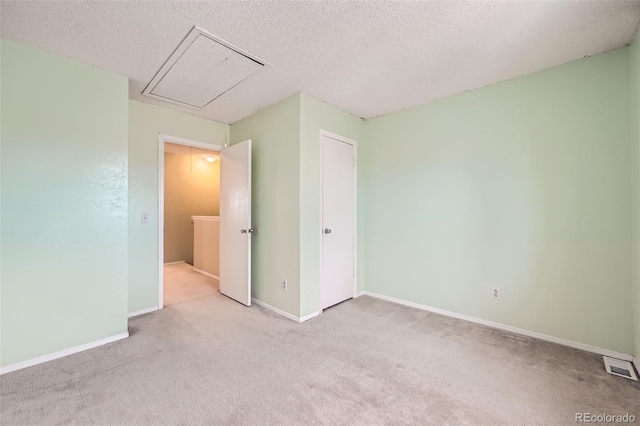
(191, 216), (220, 222)
(163, 260), (185, 266)
(363, 291), (635, 362)
(158, 134), (165, 310)
(633, 358), (640, 375)
(252, 298), (299, 322)
(319, 130), (358, 311)
(320, 130), (358, 146)
(128, 307), (159, 318)
(160, 134), (224, 151)
(299, 311), (321, 323)
(355, 291), (365, 298)
(0, 333), (129, 375)
(158, 133), (224, 310)
(193, 267), (220, 280)
(251, 298), (321, 323)
(143, 26), (271, 110)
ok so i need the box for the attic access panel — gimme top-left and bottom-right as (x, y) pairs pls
(143, 26), (270, 109)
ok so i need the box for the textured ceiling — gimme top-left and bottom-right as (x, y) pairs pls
(1, 1), (639, 123)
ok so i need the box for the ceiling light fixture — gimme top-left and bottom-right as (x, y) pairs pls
(205, 155), (216, 162)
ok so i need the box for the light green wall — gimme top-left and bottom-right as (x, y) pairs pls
(1, 32), (635, 368)
(228, 93), (363, 318)
(230, 94), (302, 317)
(0, 39), (129, 366)
(128, 100), (228, 314)
(631, 33), (640, 359)
(363, 48), (634, 354)
(0, 35), (4, 364)
(299, 93), (365, 316)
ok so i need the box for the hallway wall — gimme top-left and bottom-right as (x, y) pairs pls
(164, 147), (220, 264)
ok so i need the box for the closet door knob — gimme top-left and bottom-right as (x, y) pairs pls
(324, 228), (332, 234)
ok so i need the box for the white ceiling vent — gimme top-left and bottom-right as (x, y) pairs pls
(143, 26), (270, 109)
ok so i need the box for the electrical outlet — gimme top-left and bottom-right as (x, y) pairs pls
(141, 212), (149, 224)
(492, 287), (500, 299)
(282, 280), (288, 291)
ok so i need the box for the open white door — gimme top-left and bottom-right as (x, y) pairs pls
(220, 139), (252, 306)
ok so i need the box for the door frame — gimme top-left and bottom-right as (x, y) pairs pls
(157, 133), (224, 309)
(318, 130), (358, 312)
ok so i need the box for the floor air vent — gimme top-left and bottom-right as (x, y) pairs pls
(603, 356), (638, 381)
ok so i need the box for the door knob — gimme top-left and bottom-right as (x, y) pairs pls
(324, 228), (332, 234)
(240, 229), (247, 234)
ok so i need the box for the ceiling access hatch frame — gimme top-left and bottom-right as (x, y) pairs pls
(142, 25), (271, 110)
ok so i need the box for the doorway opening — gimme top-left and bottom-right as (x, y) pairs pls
(162, 140), (221, 307)
(158, 134), (223, 308)
(158, 134), (253, 310)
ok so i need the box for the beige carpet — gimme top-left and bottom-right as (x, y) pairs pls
(1, 291), (638, 425)
(163, 263), (218, 307)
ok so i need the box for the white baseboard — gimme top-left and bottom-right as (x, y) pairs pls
(355, 291), (365, 298)
(128, 306), (158, 318)
(193, 267), (219, 280)
(299, 310), (321, 323)
(252, 298), (299, 322)
(164, 260), (185, 266)
(363, 291), (634, 362)
(0, 332), (129, 375)
(251, 298), (321, 323)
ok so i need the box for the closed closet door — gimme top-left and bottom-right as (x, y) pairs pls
(320, 133), (355, 310)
